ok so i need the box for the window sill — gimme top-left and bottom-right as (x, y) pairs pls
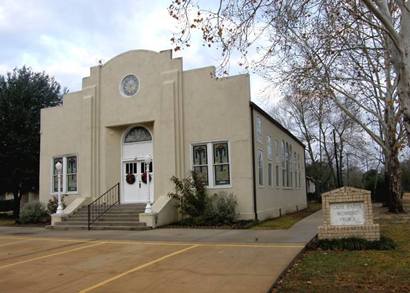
(50, 191), (79, 196)
(207, 184), (232, 189)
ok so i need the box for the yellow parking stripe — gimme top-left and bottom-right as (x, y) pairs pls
(0, 241), (105, 270)
(0, 239), (30, 248)
(79, 244), (199, 293)
(0, 236), (304, 248)
(0, 236), (91, 243)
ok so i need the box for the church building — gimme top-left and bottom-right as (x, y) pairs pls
(39, 49), (307, 228)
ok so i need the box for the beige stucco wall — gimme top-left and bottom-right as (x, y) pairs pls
(40, 50), (184, 205)
(39, 49), (306, 222)
(183, 68), (254, 219)
(252, 108), (307, 221)
(39, 87), (94, 205)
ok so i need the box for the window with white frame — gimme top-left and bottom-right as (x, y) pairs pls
(282, 141), (286, 187)
(258, 150), (264, 186)
(267, 136), (273, 160)
(192, 142), (230, 187)
(288, 144), (292, 187)
(268, 162), (273, 186)
(213, 142), (230, 185)
(256, 116), (262, 142)
(52, 155), (77, 193)
(275, 139), (280, 186)
(294, 152), (297, 188)
(297, 153), (301, 188)
(192, 145), (209, 185)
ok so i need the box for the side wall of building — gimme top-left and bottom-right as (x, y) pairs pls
(183, 68), (255, 220)
(252, 108), (307, 221)
(39, 87), (95, 205)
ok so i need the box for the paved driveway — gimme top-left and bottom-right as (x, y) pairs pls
(0, 211), (321, 292)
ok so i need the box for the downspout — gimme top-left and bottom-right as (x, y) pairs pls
(250, 107), (258, 221)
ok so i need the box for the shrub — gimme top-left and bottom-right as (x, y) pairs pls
(316, 236), (396, 251)
(47, 195), (66, 214)
(19, 201), (49, 224)
(169, 173), (238, 225)
(169, 171), (208, 218)
(205, 192), (237, 225)
(0, 200), (15, 212)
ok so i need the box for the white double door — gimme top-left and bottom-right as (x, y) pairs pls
(122, 160), (153, 203)
(122, 141), (154, 204)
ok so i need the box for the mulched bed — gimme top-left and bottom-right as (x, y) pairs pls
(160, 220), (256, 229)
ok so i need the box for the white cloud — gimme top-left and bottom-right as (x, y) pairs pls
(0, 0), (279, 107)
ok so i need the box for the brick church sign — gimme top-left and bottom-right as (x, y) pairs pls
(318, 187), (380, 241)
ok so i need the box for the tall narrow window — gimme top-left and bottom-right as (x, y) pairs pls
(66, 156), (77, 192)
(256, 116), (262, 142)
(213, 142), (230, 185)
(53, 157), (63, 192)
(267, 136), (273, 160)
(282, 141), (286, 187)
(293, 152), (297, 188)
(268, 163), (273, 186)
(258, 150), (264, 186)
(193, 144), (209, 185)
(298, 153), (301, 188)
(275, 139), (280, 187)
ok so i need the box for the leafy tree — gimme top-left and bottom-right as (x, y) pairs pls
(0, 67), (63, 220)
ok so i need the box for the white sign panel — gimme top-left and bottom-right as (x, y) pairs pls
(330, 202), (365, 226)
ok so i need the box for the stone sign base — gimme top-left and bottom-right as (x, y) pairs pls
(319, 224), (380, 241)
(318, 187), (380, 241)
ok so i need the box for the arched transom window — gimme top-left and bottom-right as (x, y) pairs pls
(124, 127), (152, 143)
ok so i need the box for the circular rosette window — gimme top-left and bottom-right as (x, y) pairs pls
(141, 171), (152, 184)
(126, 173), (136, 185)
(120, 74), (139, 97)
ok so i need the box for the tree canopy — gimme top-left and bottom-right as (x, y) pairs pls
(169, 0), (410, 212)
(0, 67), (63, 218)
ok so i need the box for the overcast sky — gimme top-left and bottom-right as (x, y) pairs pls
(0, 0), (278, 108)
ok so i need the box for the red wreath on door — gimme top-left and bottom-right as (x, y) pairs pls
(126, 173), (136, 184)
(141, 171), (152, 184)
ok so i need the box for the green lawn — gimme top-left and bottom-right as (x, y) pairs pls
(252, 202), (321, 230)
(0, 212), (15, 226)
(274, 207), (410, 292)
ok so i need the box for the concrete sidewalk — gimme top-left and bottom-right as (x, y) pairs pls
(0, 210), (322, 244)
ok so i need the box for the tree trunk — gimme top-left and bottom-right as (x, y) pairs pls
(385, 149), (404, 213)
(13, 190), (22, 221)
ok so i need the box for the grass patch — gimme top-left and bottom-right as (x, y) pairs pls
(0, 212), (16, 226)
(252, 202), (321, 230)
(274, 212), (410, 292)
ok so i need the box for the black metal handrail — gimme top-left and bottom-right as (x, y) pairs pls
(88, 182), (120, 230)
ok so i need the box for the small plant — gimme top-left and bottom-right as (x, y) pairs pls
(169, 171), (208, 219)
(19, 201), (49, 224)
(315, 236), (396, 251)
(47, 195), (66, 214)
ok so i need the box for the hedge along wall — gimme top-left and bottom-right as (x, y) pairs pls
(0, 200), (15, 212)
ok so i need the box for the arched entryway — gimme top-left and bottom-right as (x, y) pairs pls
(121, 126), (154, 203)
